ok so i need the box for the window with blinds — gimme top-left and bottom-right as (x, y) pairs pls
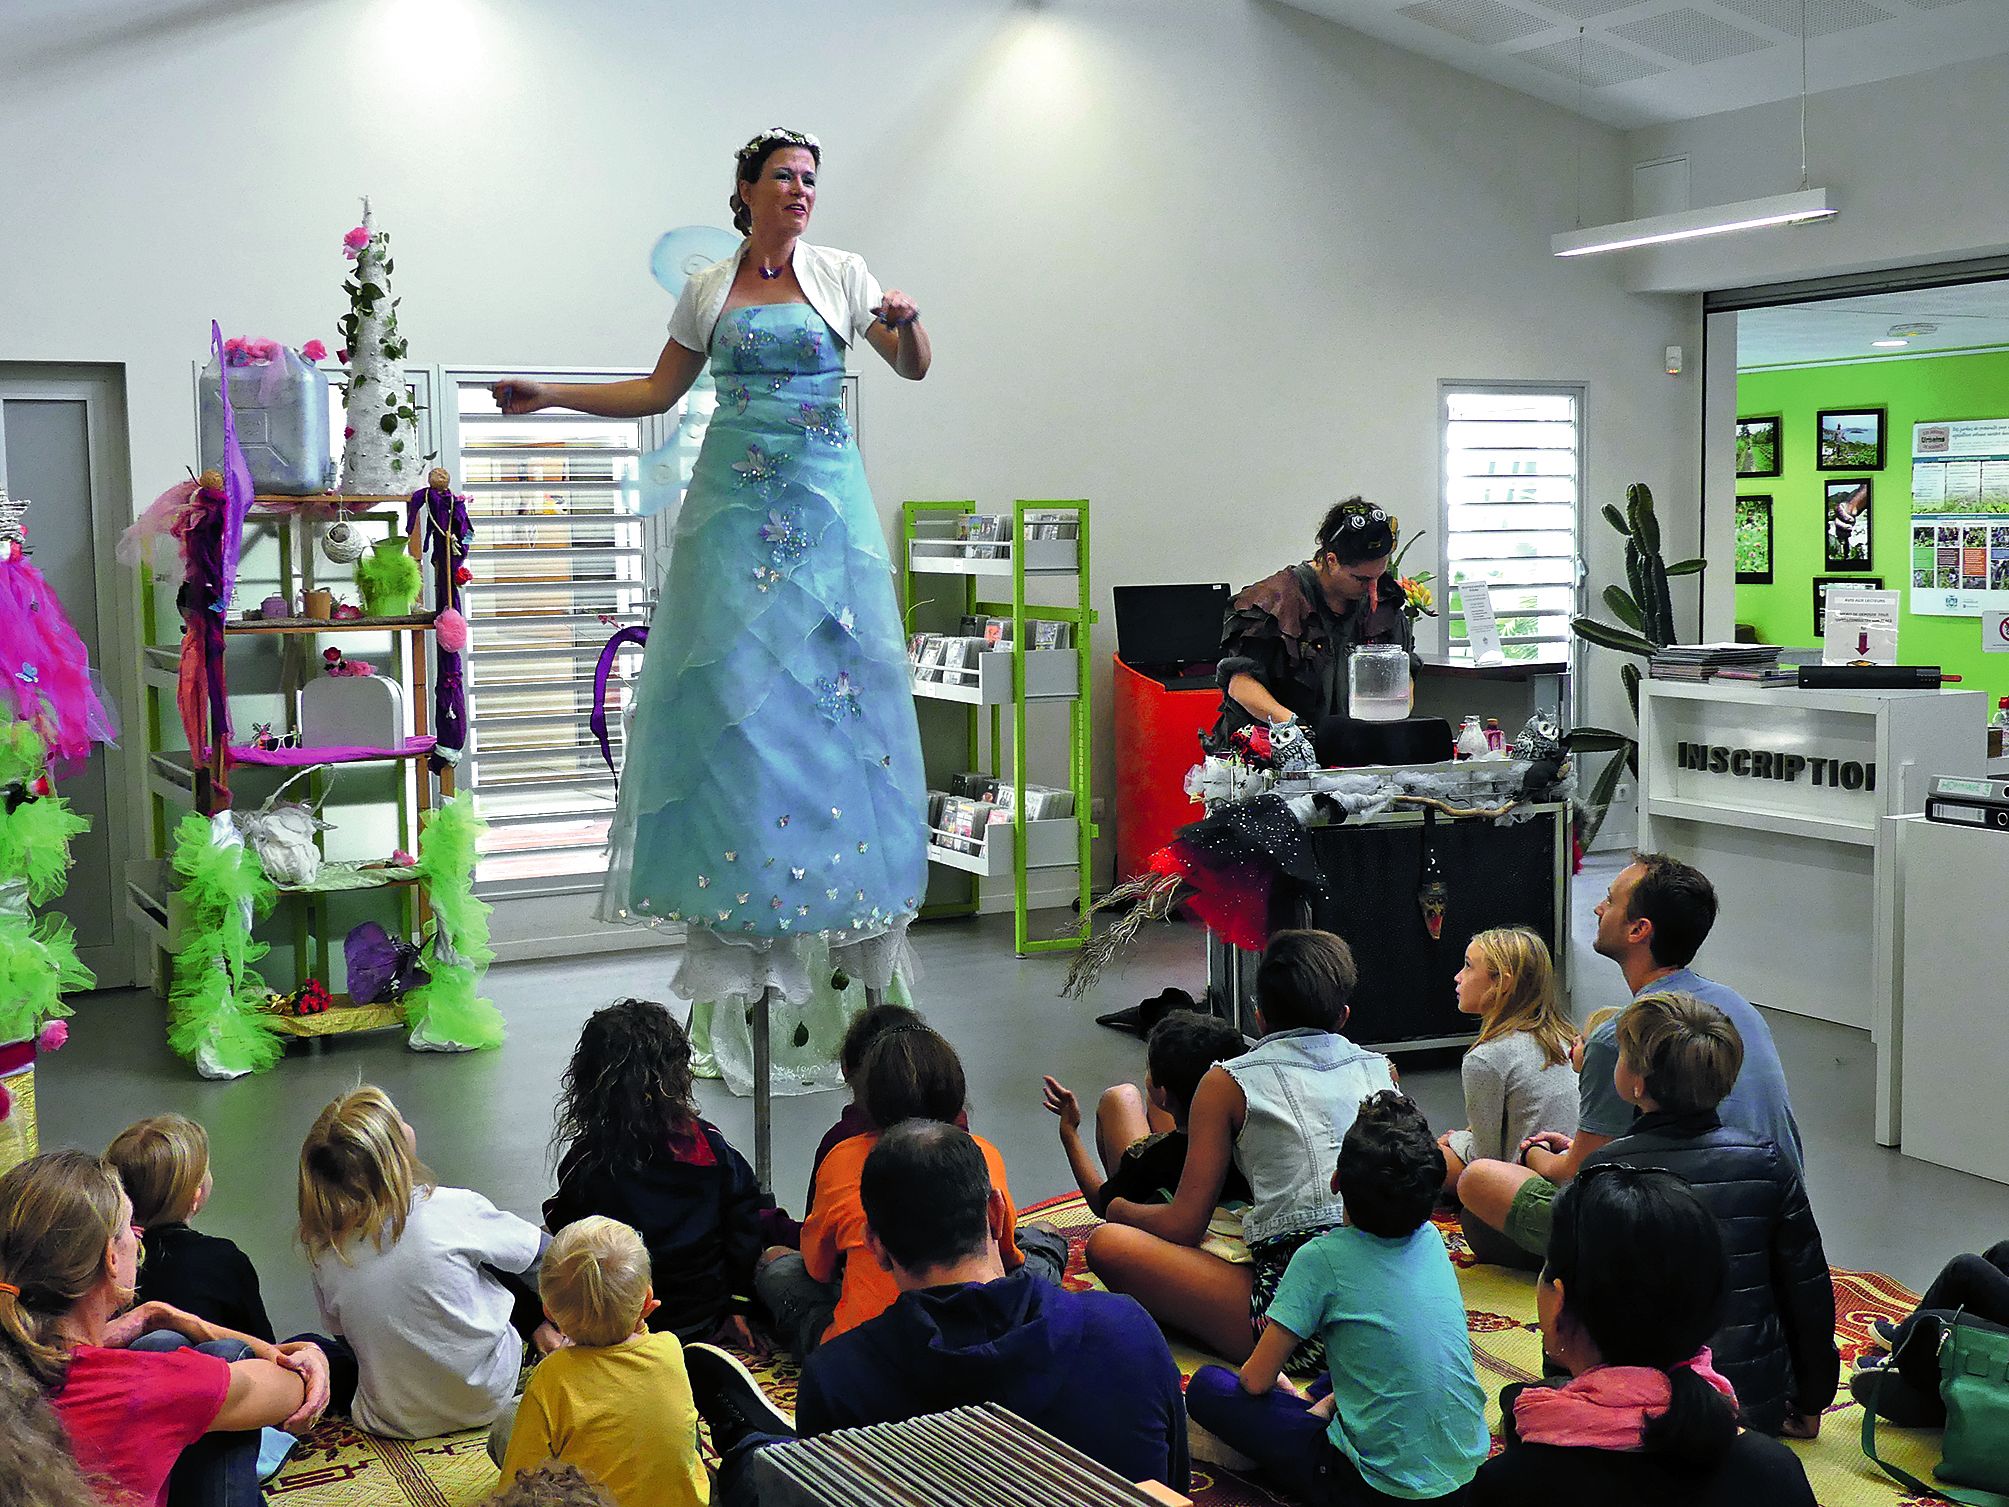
(444, 378), (657, 894)
(1439, 385), (1584, 663)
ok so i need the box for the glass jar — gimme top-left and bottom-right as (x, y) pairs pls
(1347, 644), (1411, 722)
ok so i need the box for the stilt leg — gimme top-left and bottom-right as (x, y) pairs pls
(752, 985), (775, 1193)
(865, 986), (885, 1010)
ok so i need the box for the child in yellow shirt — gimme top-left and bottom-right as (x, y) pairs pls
(491, 1217), (710, 1507)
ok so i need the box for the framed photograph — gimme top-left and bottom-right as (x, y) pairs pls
(1817, 407), (1886, 471)
(1735, 495), (1774, 584)
(1813, 574), (1883, 636)
(1736, 416), (1782, 478)
(1824, 479), (1873, 570)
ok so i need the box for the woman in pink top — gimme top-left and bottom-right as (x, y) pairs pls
(0, 1151), (329, 1507)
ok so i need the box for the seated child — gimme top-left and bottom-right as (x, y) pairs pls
(1855, 1237), (2009, 1425)
(545, 999), (793, 1349)
(1087, 929), (1395, 1370)
(492, 1217), (707, 1507)
(1187, 1092), (1488, 1506)
(1439, 929), (1578, 1270)
(1472, 1169), (1817, 1506)
(1583, 993), (1838, 1438)
(1042, 1008), (1251, 1215)
(298, 1085), (549, 1438)
(766, 1021), (1026, 1355)
(807, 1003), (965, 1213)
(107, 1112), (275, 1341)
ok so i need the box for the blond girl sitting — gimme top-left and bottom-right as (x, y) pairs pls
(296, 1086), (549, 1438)
(1440, 928), (1578, 1266)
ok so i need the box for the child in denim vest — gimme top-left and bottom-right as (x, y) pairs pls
(1087, 930), (1395, 1371)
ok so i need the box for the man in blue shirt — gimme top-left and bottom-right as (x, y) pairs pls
(689, 1121), (1189, 1505)
(1458, 851), (1804, 1261)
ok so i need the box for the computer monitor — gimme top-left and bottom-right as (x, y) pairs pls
(1113, 583), (1231, 673)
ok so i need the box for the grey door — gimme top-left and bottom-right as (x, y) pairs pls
(0, 367), (136, 985)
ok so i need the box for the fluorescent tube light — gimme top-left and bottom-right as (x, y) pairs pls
(1552, 189), (1834, 258)
(1871, 339), (1908, 349)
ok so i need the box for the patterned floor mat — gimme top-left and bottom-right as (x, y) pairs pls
(264, 1194), (1945, 1507)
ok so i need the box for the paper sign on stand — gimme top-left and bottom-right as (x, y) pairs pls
(1823, 589), (1901, 665)
(1463, 583), (1506, 666)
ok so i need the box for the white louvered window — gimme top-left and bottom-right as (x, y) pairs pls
(1439, 384), (1584, 663)
(442, 376), (660, 895)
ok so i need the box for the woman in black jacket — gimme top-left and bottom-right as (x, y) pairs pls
(1582, 993), (1839, 1437)
(1470, 1167), (1816, 1506)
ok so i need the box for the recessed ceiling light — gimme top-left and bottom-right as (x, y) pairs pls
(1872, 338), (1909, 349)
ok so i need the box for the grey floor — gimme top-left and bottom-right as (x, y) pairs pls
(40, 856), (2009, 1338)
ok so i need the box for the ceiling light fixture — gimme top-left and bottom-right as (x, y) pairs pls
(1553, 189), (1835, 257)
(1871, 339), (1909, 349)
(1554, 0), (1834, 258)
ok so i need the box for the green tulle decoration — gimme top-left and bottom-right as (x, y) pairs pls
(166, 812), (283, 1076)
(0, 793), (92, 906)
(0, 913), (92, 1044)
(355, 538), (424, 618)
(401, 795), (504, 1050)
(0, 723), (95, 1043)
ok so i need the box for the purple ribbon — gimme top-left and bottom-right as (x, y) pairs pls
(407, 484), (473, 774)
(591, 626), (649, 773)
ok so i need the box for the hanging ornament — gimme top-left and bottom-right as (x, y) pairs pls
(1417, 806), (1449, 942)
(321, 507), (367, 565)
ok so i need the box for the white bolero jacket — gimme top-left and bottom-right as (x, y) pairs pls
(668, 239), (885, 356)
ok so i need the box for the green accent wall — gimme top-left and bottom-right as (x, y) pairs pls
(1735, 349), (2009, 704)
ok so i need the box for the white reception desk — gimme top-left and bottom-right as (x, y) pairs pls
(1637, 681), (1984, 1142)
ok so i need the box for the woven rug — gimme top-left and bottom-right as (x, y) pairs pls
(263, 1193), (1948, 1507)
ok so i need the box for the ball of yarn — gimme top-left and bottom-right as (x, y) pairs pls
(321, 517), (367, 565)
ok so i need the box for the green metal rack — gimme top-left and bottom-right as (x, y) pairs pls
(901, 499), (1097, 956)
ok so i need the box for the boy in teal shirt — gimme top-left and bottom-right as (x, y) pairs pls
(1186, 1091), (1487, 1504)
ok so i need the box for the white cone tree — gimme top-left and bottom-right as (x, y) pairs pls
(337, 199), (421, 494)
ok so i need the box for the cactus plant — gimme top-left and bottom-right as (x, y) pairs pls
(1568, 483), (1705, 850)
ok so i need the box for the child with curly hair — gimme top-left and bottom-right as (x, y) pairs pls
(545, 999), (793, 1349)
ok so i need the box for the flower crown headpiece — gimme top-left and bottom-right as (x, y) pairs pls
(736, 128), (821, 164)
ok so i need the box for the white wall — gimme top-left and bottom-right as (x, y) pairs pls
(1622, 52), (2009, 296)
(1, 0), (1698, 932)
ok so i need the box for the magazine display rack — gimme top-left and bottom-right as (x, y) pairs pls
(901, 499), (1096, 955)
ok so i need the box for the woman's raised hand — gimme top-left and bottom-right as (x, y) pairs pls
(491, 379), (549, 415)
(873, 290), (920, 329)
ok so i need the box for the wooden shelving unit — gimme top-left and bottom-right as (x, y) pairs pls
(131, 490), (456, 1041)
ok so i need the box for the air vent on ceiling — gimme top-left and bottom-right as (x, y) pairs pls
(1513, 34), (1668, 85)
(1397, 0), (1552, 46)
(1608, 7), (1774, 63)
(1536, 0), (1651, 18)
(1714, 0), (1894, 34)
(1900, 0), (1974, 8)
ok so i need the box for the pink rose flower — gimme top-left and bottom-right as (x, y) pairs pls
(343, 225), (370, 261)
(301, 339), (327, 361)
(344, 425), (355, 438)
(37, 1020), (69, 1053)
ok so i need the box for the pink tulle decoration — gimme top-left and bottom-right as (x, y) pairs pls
(117, 479), (204, 581)
(301, 339), (328, 362)
(435, 607), (469, 653)
(37, 1021), (68, 1054)
(0, 549), (118, 773)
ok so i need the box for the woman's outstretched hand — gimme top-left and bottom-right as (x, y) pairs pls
(873, 290), (920, 329)
(492, 379), (549, 415)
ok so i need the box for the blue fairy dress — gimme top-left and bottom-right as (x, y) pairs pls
(600, 301), (929, 1012)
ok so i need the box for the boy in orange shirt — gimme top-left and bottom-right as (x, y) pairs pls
(757, 1022), (1026, 1355)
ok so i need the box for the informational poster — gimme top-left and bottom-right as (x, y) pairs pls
(1910, 418), (2009, 616)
